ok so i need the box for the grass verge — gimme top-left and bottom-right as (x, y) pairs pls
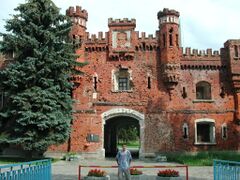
(166, 151), (240, 166)
(118, 141), (140, 148)
(0, 157), (59, 165)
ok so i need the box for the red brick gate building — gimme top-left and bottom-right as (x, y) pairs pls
(49, 6), (240, 158)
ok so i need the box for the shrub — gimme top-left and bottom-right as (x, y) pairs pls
(157, 169), (179, 177)
(63, 152), (77, 161)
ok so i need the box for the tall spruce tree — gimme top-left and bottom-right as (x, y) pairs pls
(0, 0), (80, 154)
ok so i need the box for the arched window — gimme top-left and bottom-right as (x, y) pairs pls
(196, 81), (211, 100)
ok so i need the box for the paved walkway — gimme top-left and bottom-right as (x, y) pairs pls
(52, 158), (213, 180)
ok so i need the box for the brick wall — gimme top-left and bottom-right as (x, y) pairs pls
(47, 6), (240, 157)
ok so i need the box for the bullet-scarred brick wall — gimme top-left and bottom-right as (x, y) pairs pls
(48, 6), (240, 158)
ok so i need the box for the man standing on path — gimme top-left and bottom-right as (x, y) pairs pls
(116, 144), (132, 180)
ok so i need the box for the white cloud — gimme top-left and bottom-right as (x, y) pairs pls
(0, 0), (240, 50)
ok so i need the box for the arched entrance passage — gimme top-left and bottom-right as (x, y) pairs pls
(102, 108), (145, 158)
(104, 116), (139, 157)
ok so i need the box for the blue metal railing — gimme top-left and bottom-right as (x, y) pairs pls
(0, 159), (51, 180)
(214, 159), (240, 180)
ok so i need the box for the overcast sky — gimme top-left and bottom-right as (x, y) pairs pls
(0, 0), (240, 50)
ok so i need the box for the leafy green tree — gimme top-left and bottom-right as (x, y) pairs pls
(118, 125), (139, 144)
(0, 0), (82, 155)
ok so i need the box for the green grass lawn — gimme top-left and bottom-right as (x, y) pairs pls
(166, 151), (240, 166)
(0, 157), (30, 164)
(0, 157), (58, 165)
(117, 140), (140, 148)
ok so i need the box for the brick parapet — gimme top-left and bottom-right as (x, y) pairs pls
(108, 18), (136, 27)
(182, 47), (220, 59)
(84, 31), (160, 52)
(66, 6), (88, 20)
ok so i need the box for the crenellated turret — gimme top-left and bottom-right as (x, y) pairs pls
(66, 6), (88, 28)
(224, 40), (240, 92)
(158, 8), (181, 93)
(66, 6), (88, 63)
(66, 6), (88, 48)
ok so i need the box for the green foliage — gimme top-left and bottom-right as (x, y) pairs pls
(166, 151), (240, 166)
(0, 157), (58, 164)
(117, 125), (139, 144)
(62, 152), (78, 161)
(0, 0), (82, 153)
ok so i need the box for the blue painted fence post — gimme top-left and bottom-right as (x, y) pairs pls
(213, 159), (240, 180)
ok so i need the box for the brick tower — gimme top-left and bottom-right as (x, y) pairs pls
(224, 40), (240, 123)
(66, 6), (88, 62)
(158, 8), (181, 94)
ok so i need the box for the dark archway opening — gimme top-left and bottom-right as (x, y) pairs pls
(104, 116), (140, 158)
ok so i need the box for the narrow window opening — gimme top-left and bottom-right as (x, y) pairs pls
(182, 87), (187, 98)
(222, 124), (227, 139)
(147, 76), (151, 89)
(183, 123), (189, 139)
(234, 45), (238, 57)
(169, 28), (174, 47)
(72, 35), (76, 45)
(169, 34), (173, 46)
(220, 86), (225, 98)
(93, 76), (97, 91)
(222, 127), (227, 138)
(142, 42), (146, 51)
(184, 128), (187, 138)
